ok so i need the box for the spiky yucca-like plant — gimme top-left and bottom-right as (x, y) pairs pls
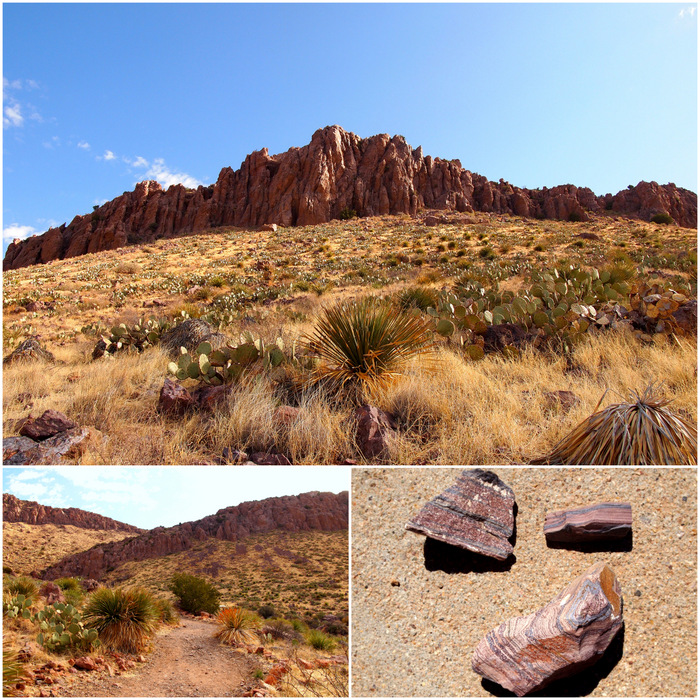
(214, 607), (260, 646)
(3, 576), (38, 601)
(82, 587), (158, 653)
(306, 297), (434, 396)
(3, 644), (26, 697)
(536, 384), (697, 465)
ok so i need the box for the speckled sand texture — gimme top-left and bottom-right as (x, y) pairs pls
(351, 468), (697, 697)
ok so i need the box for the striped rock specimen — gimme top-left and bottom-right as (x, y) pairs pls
(472, 562), (623, 696)
(544, 502), (632, 543)
(405, 469), (515, 560)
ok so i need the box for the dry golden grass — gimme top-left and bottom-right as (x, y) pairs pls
(3, 522), (136, 576)
(2, 213), (696, 465)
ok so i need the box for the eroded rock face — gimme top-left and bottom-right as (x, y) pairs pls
(544, 502), (632, 543)
(405, 469), (515, 560)
(2, 493), (142, 533)
(42, 490), (349, 580)
(4, 126), (696, 270)
(472, 562), (623, 696)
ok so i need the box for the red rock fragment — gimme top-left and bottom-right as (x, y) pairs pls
(72, 657), (97, 671)
(19, 410), (77, 440)
(405, 469), (515, 560)
(354, 405), (397, 460)
(544, 502), (632, 543)
(158, 378), (195, 416)
(472, 562), (623, 696)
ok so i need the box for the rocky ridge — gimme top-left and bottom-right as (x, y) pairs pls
(2, 493), (142, 534)
(4, 125), (696, 270)
(42, 490), (349, 580)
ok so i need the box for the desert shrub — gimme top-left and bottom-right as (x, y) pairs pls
(3, 576), (37, 601)
(215, 607), (260, 646)
(169, 573), (220, 614)
(479, 246), (495, 260)
(306, 629), (337, 651)
(535, 384), (697, 465)
(324, 620), (349, 636)
(338, 207), (357, 220)
(210, 276), (226, 288)
(257, 604), (276, 619)
(290, 618), (308, 633)
(262, 618), (303, 642)
(154, 598), (179, 625)
(82, 587), (158, 653)
(114, 262), (142, 275)
(253, 668), (264, 680)
(55, 577), (81, 592)
(651, 212), (674, 225)
(305, 297), (434, 397)
(396, 286), (439, 312)
(568, 211), (583, 222)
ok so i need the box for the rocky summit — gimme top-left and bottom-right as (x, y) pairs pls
(4, 125), (697, 270)
(2, 493), (143, 534)
(42, 491), (348, 581)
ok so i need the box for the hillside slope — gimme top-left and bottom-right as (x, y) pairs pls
(43, 491), (348, 580)
(5, 125), (696, 270)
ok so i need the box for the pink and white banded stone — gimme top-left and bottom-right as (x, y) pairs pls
(472, 562), (623, 696)
(544, 502), (632, 543)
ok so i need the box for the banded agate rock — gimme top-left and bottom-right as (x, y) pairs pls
(405, 469), (515, 560)
(544, 502), (632, 543)
(472, 562), (623, 696)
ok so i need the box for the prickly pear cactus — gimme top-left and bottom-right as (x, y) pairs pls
(3, 594), (33, 620)
(33, 602), (99, 652)
(95, 317), (173, 358)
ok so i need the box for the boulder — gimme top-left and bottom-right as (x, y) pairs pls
(3, 338), (55, 365)
(39, 582), (65, 605)
(19, 410), (77, 441)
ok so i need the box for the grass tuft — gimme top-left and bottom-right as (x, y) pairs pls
(214, 607), (260, 646)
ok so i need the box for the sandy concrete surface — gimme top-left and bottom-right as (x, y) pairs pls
(351, 468), (697, 697)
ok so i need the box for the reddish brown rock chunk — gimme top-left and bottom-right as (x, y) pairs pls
(544, 502), (632, 543)
(158, 378), (195, 416)
(472, 562), (623, 696)
(19, 410), (77, 441)
(405, 469), (515, 560)
(354, 405), (397, 460)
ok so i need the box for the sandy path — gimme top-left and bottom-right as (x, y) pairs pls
(60, 618), (254, 697)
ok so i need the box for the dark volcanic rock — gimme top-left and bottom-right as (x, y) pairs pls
(4, 126), (696, 270)
(3, 493), (141, 533)
(544, 502), (632, 543)
(472, 562), (623, 696)
(42, 490), (348, 580)
(19, 410), (77, 441)
(405, 469), (515, 560)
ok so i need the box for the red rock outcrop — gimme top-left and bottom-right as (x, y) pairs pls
(5, 126), (696, 270)
(41, 490), (348, 580)
(2, 493), (142, 534)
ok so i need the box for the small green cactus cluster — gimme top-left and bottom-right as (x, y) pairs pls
(32, 603), (99, 652)
(427, 265), (637, 357)
(3, 594), (33, 620)
(167, 332), (290, 386)
(97, 317), (172, 357)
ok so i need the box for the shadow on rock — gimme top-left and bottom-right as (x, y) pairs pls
(481, 625), (625, 697)
(546, 531), (633, 553)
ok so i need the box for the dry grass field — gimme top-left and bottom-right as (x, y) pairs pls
(3, 212), (696, 464)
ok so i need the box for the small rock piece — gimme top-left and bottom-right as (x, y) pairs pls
(71, 656), (97, 671)
(405, 469), (515, 560)
(354, 405), (397, 460)
(19, 410), (77, 441)
(472, 562), (623, 696)
(158, 378), (195, 416)
(544, 502), (632, 543)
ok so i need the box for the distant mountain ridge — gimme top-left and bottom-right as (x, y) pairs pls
(3, 493), (143, 534)
(42, 490), (348, 581)
(4, 125), (696, 270)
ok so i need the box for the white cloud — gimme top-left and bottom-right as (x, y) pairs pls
(128, 155), (149, 168)
(143, 158), (203, 189)
(93, 198), (108, 206)
(6, 469), (60, 502)
(679, 6), (696, 17)
(77, 140), (90, 150)
(4, 100), (23, 128)
(99, 149), (117, 161)
(3, 223), (38, 244)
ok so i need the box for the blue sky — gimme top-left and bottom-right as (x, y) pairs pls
(2, 466), (350, 529)
(3, 3), (697, 253)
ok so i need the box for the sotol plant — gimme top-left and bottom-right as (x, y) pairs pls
(82, 587), (158, 653)
(214, 607), (261, 646)
(305, 297), (434, 396)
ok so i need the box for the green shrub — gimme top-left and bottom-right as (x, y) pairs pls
(338, 207), (357, 220)
(3, 576), (37, 601)
(55, 577), (81, 592)
(82, 587), (158, 653)
(169, 574), (221, 614)
(651, 212), (674, 225)
(479, 246), (496, 260)
(258, 604), (276, 619)
(306, 629), (337, 651)
(396, 286), (439, 312)
(154, 598), (179, 625)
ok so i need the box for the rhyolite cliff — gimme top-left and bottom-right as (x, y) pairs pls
(42, 490), (348, 581)
(3, 493), (143, 534)
(4, 125), (696, 270)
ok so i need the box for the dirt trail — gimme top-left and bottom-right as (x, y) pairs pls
(60, 618), (255, 697)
